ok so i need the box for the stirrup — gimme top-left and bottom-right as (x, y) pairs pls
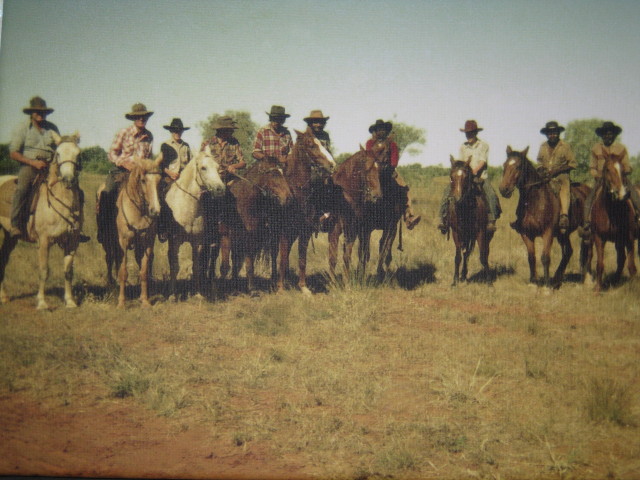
(406, 215), (421, 230)
(437, 222), (448, 235)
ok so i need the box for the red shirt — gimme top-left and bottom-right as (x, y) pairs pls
(365, 138), (399, 168)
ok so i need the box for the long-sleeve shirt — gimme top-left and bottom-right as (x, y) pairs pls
(108, 124), (154, 169)
(10, 119), (60, 161)
(459, 138), (490, 180)
(536, 139), (577, 174)
(252, 124), (293, 159)
(590, 142), (631, 179)
(203, 136), (244, 169)
(365, 138), (399, 167)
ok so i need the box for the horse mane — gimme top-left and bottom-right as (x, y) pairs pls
(126, 158), (160, 205)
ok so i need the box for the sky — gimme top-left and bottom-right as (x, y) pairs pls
(1, 0), (639, 167)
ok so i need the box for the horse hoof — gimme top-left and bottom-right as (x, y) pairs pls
(0, 295), (9, 305)
(167, 294), (177, 303)
(191, 293), (204, 301)
(36, 302), (49, 311)
(117, 302), (126, 309)
(542, 287), (552, 296)
(300, 286), (312, 296)
(65, 300), (78, 308)
(140, 301), (152, 308)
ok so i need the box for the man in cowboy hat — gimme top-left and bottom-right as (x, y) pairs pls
(304, 110), (331, 151)
(252, 105), (293, 165)
(438, 120), (500, 234)
(580, 121), (640, 238)
(156, 118), (192, 242)
(528, 120), (577, 234)
(202, 115), (246, 184)
(366, 119), (421, 230)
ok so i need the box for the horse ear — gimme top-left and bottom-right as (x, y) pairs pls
(294, 129), (304, 137)
(51, 131), (62, 146)
(506, 145), (512, 155)
(204, 144), (212, 155)
(72, 131), (80, 144)
(523, 146), (529, 157)
(449, 155), (455, 166)
(359, 144), (365, 152)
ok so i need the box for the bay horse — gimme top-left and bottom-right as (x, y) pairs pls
(499, 146), (590, 288)
(105, 157), (163, 308)
(327, 146), (383, 280)
(277, 128), (336, 294)
(587, 150), (637, 292)
(0, 133), (84, 309)
(213, 158), (293, 293)
(163, 146), (226, 300)
(447, 156), (494, 286)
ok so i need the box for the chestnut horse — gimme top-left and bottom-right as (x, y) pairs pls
(0, 133), (83, 309)
(327, 147), (383, 280)
(277, 128), (336, 294)
(499, 146), (590, 288)
(587, 150), (637, 292)
(447, 156), (494, 286)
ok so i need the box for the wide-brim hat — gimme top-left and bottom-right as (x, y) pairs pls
(304, 110), (330, 123)
(595, 121), (622, 138)
(540, 121), (565, 135)
(163, 118), (190, 132)
(23, 96), (54, 115)
(212, 116), (239, 130)
(460, 120), (483, 133)
(266, 105), (290, 118)
(369, 119), (393, 133)
(125, 103), (154, 120)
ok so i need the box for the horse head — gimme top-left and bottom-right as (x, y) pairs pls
(196, 145), (226, 197)
(362, 149), (383, 204)
(129, 157), (163, 218)
(254, 158), (293, 207)
(602, 151), (628, 201)
(500, 146), (530, 198)
(293, 128), (336, 176)
(449, 155), (473, 203)
(52, 132), (81, 187)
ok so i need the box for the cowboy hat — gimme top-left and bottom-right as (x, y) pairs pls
(540, 121), (565, 135)
(23, 96), (54, 115)
(595, 121), (622, 138)
(266, 105), (290, 118)
(163, 118), (190, 131)
(460, 120), (483, 133)
(125, 103), (154, 120)
(369, 119), (393, 133)
(304, 110), (330, 123)
(212, 116), (239, 130)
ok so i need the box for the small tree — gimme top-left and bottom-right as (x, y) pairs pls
(0, 144), (17, 174)
(563, 118), (605, 183)
(80, 146), (111, 174)
(199, 110), (258, 165)
(390, 122), (427, 157)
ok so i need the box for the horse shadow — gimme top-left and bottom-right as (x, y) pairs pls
(466, 263), (516, 284)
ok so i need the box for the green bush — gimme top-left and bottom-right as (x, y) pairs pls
(0, 144), (18, 175)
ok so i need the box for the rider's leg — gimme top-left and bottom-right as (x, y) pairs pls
(558, 174), (570, 232)
(483, 179), (499, 232)
(438, 184), (452, 234)
(10, 165), (38, 236)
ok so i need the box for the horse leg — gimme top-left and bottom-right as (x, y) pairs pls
(117, 240), (129, 308)
(478, 231), (491, 283)
(461, 246), (473, 283)
(168, 237), (180, 300)
(297, 231), (312, 295)
(62, 244), (78, 308)
(0, 234), (18, 304)
(36, 237), (51, 310)
(626, 231), (637, 278)
(277, 235), (291, 292)
(580, 235), (592, 283)
(612, 239), (627, 286)
(357, 230), (371, 282)
(139, 244), (153, 308)
(453, 244), (461, 286)
(219, 231), (231, 279)
(378, 225), (396, 278)
(191, 241), (204, 298)
(328, 221), (340, 281)
(552, 235), (573, 287)
(522, 234), (537, 284)
(594, 236), (605, 293)
(541, 230), (554, 288)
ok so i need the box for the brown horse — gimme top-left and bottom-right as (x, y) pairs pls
(277, 128), (336, 294)
(499, 146), (590, 288)
(212, 158), (293, 293)
(447, 156), (494, 286)
(587, 151), (637, 292)
(328, 147), (383, 280)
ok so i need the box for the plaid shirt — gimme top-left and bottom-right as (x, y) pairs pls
(253, 124), (293, 159)
(203, 136), (244, 168)
(108, 124), (154, 169)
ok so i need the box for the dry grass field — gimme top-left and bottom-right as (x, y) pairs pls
(1, 170), (639, 480)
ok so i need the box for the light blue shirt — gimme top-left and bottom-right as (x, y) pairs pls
(10, 119), (60, 161)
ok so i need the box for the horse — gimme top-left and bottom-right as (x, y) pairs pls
(587, 150), (637, 292)
(0, 133), (84, 309)
(499, 146), (590, 288)
(100, 157), (163, 308)
(212, 158), (293, 293)
(327, 146), (383, 280)
(277, 128), (336, 294)
(163, 146), (226, 300)
(447, 156), (494, 286)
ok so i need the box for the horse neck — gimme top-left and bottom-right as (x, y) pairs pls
(174, 158), (198, 195)
(285, 144), (310, 190)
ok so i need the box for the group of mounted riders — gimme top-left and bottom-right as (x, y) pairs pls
(4, 96), (640, 302)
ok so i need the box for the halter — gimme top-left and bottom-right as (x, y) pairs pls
(41, 140), (82, 230)
(171, 153), (211, 201)
(122, 169), (161, 231)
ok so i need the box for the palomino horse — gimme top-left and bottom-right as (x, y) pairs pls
(277, 128), (336, 294)
(447, 156), (494, 286)
(587, 151), (637, 292)
(100, 158), (162, 308)
(499, 146), (590, 288)
(0, 133), (84, 309)
(213, 158), (293, 293)
(327, 147), (383, 280)
(164, 146), (226, 300)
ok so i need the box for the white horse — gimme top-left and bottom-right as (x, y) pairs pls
(164, 145), (225, 299)
(0, 133), (84, 309)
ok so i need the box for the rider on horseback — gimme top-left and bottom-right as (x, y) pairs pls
(366, 119), (421, 230)
(438, 120), (500, 234)
(579, 121), (640, 240)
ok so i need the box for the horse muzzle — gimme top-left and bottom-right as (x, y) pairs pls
(499, 186), (513, 198)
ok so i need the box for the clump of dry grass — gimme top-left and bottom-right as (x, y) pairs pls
(584, 377), (635, 426)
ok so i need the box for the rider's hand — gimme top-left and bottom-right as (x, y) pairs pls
(32, 159), (48, 170)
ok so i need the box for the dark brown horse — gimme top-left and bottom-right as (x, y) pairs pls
(277, 128), (336, 294)
(447, 156), (494, 286)
(212, 158), (293, 293)
(327, 147), (383, 280)
(499, 146), (590, 288)
(587, 151), (637, 292)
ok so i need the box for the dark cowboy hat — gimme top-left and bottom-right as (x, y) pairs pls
(540, 121), (565, 135)
(595, 121), (622, 138)
(163, 118), (190, 132)
(23, 96), (54, 115)
(460, 120), (483, 133)
(304, 110), (330, 123)
(266, 105), (290, 118)
(125, 103), (154, 120)
(369, 119), (393, 134)
(212, 116), (239, 130)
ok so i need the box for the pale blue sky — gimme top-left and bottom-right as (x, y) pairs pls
(1, 0), (639, 166)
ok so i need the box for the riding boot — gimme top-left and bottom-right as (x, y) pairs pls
(437, 187), (450, 234)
